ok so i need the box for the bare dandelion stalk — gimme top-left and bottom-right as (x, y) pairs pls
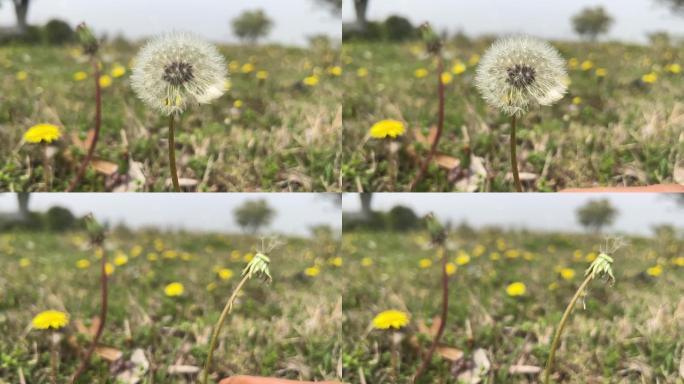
(202, 241), (276, 384)
(42, 142), (51, 191)
(543, 240), (622, 384)
(410, 23), (445, 192)
(50, 333), (58, 384)
(168, 114), (180, 192)
(510, 115), (522, 192)
(68, 23), (101, 192)
(413, 213), (449, 383)
(70, 214), (107, 384)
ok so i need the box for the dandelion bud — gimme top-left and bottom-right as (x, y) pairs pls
(419, 23), (442, 55)
(76, 22), (99, 56)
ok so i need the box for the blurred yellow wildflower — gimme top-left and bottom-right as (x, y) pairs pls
(446, 262), (457, 276)
(130, 245), (143, 258)
(327, 66), (342, 76)
(361, 257), (373, 267)
(455, 252), (470, 266)
(24, 124), (61, 144)
(372, 310), (409, 330)
(32, 310), (69, 330)
(646, 265), (662, 277)
(76, 259), (91, 269)
(243, 253), (254, 262)
(642, 72), (658, 84)
(303, 75), (319, 86)
(16, 71), (28, 81)
(330, 257), (343, 267)
(468, 54), (480, 66)
(452, 62), (466, 75)
(572, 96), (582, 105)
(357, 67), (369, 77)
(568, 58), (579, 69)
(230, 250), (241, 261)
(585, 252), (597, 262)
(164, 282), (184, 297)
(218, 268), (233, 280)
(418, 258), (432, 268)
(233, 99), (243, 108)
(73, 71), (88, 81)
(505, 249), (520, 259)
(206, 282), (217, 292)
(147, 252), (159, 261)
(580, 60), (593, 71)
(99, 75), (112, 88)
(548, 282), (559, 291)
(441, 72), (453, 84)
(369, 119), (405, 139)
(666, 63), (681, 74)
(111, 65), (126, 78)
(163, 250), (177, 259)
(105, 263), (114, 276)
(229, 60), (240, 72)
(595, 68), (607, 77)
(241, 63), (255, 73)
(672, 257), (684, 267)
(256, 70), (269, 80)
(304, 266), (320, 277)
(559, 268), (575, 280)
(506, 282), (526, 297)
(19, 258), (31, 267)
(414, 68), (428, 78)
(114, 254), (128, 266)
(472, 245), (486, 257)
(95, 248), (104, 259)
(489, 252), (501, 261)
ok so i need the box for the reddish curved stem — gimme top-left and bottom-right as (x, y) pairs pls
(67, 59), (101, 192)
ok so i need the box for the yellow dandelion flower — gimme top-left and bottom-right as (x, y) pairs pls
(369, 119), (405, 139)
(229, 60), (240, 72)
(455, 252), (470, 266)
(73, 71), (88, 81)
(468, 54), (480, 66)
(256, 70), (269, 80)
(418, 258), (432, 268)
(372, 310), (409, 330)
(163, 250), (177, 259)
(164, 282), (184, 297)
(206, 282), (217, 292)
(548, 282), (559, 291)
(130, 245), (143, 258)
(559, 268), (575, 281)
(452, 62), (466, 75)
(24, 123), (61, 144)
(105, 263), (114, 276)
(32, 310), (69, 330)
(572, 96), (582, 105)
(568, 58), (579, 69)
(330, 257), (343, 267)
(114, 254), (128, 266)
(646, 265), (662, 277)
(230, 250), (241, 261)
(154, 239), (164, 251)
(506, 282), (526, 297)
(304, 266), (320, 277)
(472, 245), (486, 257)
(672, 257), (684, 267)
(19, 258), (31, 267)
(217, 268), (233, 280)
(505, 249), (520, 259)
(224, 79), (232, 91)
(241, 63), (255, 73)
(147, 252), (159, 261)
(496, 239), (506, 251)
(303, 75), (319, 86)
(585, 252), (597, 263)
(414, 68), (428, 78)
(573, 250), (583, 261)
(76, 259), (91, 269)
(99, 75), (112, 88)
(327, 66), (342, 76)
(233, 99), (243, 108)
(16, 71), (28, 81)
(642, 72), (658, 84)
(95, 248), (104, 259)
(580, 60), (593, 71)
(243, 253), (254, 262)
(361, 257), (373, 267)
(441, 72), (453, 84)
(446, 262), (457, 275)
(666, 63), (681, 74)
(357, 67), (369, 77)
(111, 65), (127, 78)
(595, 68), (607, 77)
(489, 252), (501, 261)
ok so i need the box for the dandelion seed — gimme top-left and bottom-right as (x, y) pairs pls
(24, 124), (61, 144)
(130, 32), (227, 116)
(372, 310), (409, 330)
(32, 310), (69, 330)
(73, 71), (88, 81)
(304, 266), (320, 277)
(475, 36), (567, 117)
(76, 259), (91, 269)
(506, 282), (526, 297)
(164, 282), (184, 297)
(369, 119), (405, 139)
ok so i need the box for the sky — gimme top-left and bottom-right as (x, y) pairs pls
(342, 0), (684, 43)
(342, 193), (684, 236)
(0, 193), (341, 237)
(0, 0), (341, 46)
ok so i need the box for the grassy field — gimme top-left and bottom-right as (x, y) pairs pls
(0, 41), (341, 192)
(0, 230), (342, 383)
(341, 229), (684, 383)
(341, 39), (684, 191)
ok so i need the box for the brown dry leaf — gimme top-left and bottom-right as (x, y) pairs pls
(95, 346), (123, 362)
(167, 365), (200, 374)
(70, 129), (95, 151)
(508, 365), (541, 375)
(74, 317), (100, 337)
(434, 154), (460, 170)
(437, 346), (464, 362)
(91, 160), (118, 176)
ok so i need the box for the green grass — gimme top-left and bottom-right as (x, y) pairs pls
(341, 229), (684, 383)
(0, 41), (341, 192)
(341, 39), (684, 191)
(0, 230), (342, 383)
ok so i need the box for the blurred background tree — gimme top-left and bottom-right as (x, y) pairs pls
(231, 9), (273, 44)
(0, 0), (31, 33)
(571, 6), (613, 41)
(233, 199), (275, 234)
(315, 0), (341, 15)
(576, 199), (618, 233)
(658, 0), (684, 15)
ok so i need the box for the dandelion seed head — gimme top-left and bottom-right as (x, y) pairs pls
(131, 31), (227, 116)
(475, 36), (567, 116)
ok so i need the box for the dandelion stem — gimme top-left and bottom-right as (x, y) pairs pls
(410, 54), (446, 192)
(202, 273), (250, 384)
(543, 273), (593, 384)
(42, 142), (51, 191)
(168, 114), (181, 192)
(510, 115), (522, 192)
(70, 245), (108, 384)
(412, 245), (449, 383)
(67, 59), (102, 192)
(50, 333), (58, 384)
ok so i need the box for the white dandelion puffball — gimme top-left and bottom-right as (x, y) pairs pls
(475, 36), (567, 116)
(131, 32), (227, 116)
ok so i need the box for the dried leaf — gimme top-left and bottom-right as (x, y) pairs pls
(508, 365), (541, 374)
(168, 365), (200, 374)
(437, 346), (464, 362)
(434, 154), (460, 170)
(91, 160), (118, 176)
(95, 346), (123, 362)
